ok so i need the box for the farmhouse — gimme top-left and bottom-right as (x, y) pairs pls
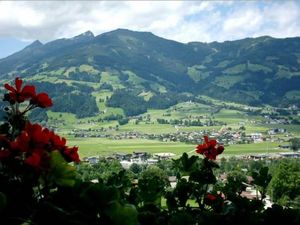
(268, 128), (286, 135)
(250, 133), (263, 143)
(278, 152), (300, 158)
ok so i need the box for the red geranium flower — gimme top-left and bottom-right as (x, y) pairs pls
(1, 78), (78, 171)
(196, 136), (224, 160)
(49, 131), (67, 150)
(25, 152), (41, 167)
(4, 77), (36, 103)
(63, 146), (80, 163)
(31, 92), (53, 108)
(10, 123), (80, 168)
(204, 193), (217, 205)
(204, 193), (225, 209)
(11, 123), (50, 153)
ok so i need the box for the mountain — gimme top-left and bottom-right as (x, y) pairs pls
(0, 29), (299, 118)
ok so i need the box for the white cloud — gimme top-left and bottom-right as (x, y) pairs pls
(266, 2), (299, 27)
(221, 1), (300, 40)
(0, 2), (45, 37)
(0, 1), (299, 43)
(255, 1), (300, 38)
(222, 5), (263, 39)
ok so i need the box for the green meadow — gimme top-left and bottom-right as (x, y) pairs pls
(67, 138), (196, 157)
(67, 137), (290, 158)
(48, 98), (300, 158)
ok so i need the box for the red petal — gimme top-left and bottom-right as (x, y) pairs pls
(50, 133), (66, 150)
(35, 93), (53, 108)
(22, 85), (36, 99)
(204, 136), (209, 144)
(196, 144), (205, 154)
(15, 77), (23, 92)
(25, 153), (41, 167)
(64, 146), (80, 162)
(12, 131), (30, 152)
(207, 194), (217, 201)
(62, 137), (66, 145)
(209, 139), (217, 147)
(30, 125), (50, 145)
(217, 146), (224, 154)
(4, 83), (16, 92)
(204, 193), (218, 206)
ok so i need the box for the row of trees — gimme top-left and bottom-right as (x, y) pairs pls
(30, 81), (99, 118)
(106, 90), (148, 116)
(106, 90), (196, 116)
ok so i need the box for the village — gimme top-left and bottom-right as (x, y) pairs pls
(70, 125), (290, 145)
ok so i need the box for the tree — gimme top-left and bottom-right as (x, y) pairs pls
(290, 138), (300, 151)
(106, 90), (147, 116)
(138, 166), (169, 205)
(268, 159), (300, 207)
(129, 163), (144, 175)
(223, 169), (247, 197)
(118, 117), (129, 125)
(252, 167), (272, 200)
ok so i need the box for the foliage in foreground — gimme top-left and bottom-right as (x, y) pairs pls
(0, 78), (138, 225)
(0, 78), (299, 225)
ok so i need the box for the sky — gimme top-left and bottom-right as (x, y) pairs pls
(0, 0), (300, 58)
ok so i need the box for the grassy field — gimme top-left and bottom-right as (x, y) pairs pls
(66, 137), (291, 158)
(46, 96), (299, 158)
(67, 138), (196, 157)
(223, 142), (289, 155)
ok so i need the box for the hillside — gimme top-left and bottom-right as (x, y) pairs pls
(0, 29), (299, 118)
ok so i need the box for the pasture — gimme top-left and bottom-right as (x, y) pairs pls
(47, 98), (299, 158)
(66, 137), (290, 158)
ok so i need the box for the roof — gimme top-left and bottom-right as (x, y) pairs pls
(154, 152), (176, 157)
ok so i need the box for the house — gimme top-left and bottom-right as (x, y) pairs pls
(153, 152), (176, 160)
(268, 128), (286, 135)
(248, 154), (268, 160)
(168, 176), (177, 188)
(278, 144), (290, 149)
(278, 152), (300, 158)
(240, 186), (260, 200)
(84, 156), (99, 165)
(114, 153), (132, 161)
(132, 151), (149, 160)
(147, 158), (159, 165)
(250, 133), (263, 142)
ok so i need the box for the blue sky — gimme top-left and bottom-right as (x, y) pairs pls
(0, 38), (31, 58)
(0, 1), (300, 59)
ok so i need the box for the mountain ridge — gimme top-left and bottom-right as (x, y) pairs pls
(0, 28), (299, 118)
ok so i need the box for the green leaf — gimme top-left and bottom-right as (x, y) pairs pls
(173, 178), (192, 207)
(105, 201), (139, 225)
(252, 167), (272, 189)
(173, 153), (199, 173)
(48, 150), (77, 187)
